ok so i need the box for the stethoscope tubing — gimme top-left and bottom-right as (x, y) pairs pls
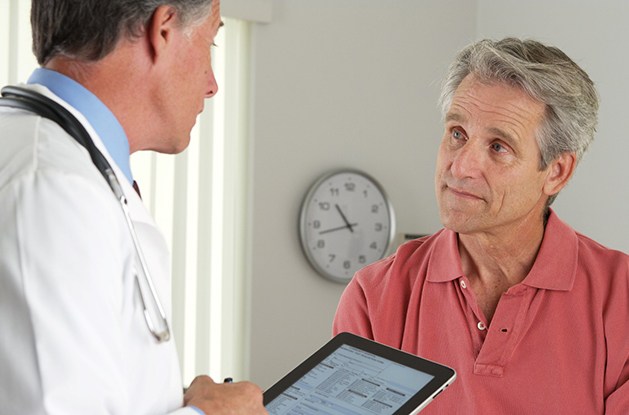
(0, 86), (171, 343)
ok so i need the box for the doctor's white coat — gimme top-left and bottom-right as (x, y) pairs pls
(0, 84), (195, 414)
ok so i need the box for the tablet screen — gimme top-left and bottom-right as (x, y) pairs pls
(264, 333), (456, 415)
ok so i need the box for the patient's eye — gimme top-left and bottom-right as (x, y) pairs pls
(490, 142), (508, 153)
(451, 128), (466, 141)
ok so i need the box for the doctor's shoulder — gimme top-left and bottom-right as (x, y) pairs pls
(0, 108), (109, 191)
(0, 108), (128, 248)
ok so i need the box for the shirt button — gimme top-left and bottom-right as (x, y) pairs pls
(460, 280), (467, 289)
(477, 322), (487, 331)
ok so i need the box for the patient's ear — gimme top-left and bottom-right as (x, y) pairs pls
(543, 152), (576, 197)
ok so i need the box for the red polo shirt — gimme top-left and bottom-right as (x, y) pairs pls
(333, 211), (629, 414)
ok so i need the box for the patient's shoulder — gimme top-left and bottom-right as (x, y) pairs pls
(352, 231), (444, 291)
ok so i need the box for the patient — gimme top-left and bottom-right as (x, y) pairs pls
(333, 37), (629, 414)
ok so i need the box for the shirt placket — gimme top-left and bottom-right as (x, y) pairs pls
(456, 277), (535, 377)
(473, 284), (533, 377)
(456, 276), (488, 357)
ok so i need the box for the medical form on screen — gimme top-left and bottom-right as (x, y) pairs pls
(266, 344), (435, 415)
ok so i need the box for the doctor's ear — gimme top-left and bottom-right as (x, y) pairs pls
(146, 5), (179, 61)
(543, 152), (576, 197)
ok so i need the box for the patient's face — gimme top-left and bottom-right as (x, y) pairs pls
(435, 75), (551, 237)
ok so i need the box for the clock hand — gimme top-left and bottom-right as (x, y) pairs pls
(335, 204), (354, 233)
(319, 223), (359, 235)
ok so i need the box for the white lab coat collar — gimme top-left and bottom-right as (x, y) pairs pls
(21, 83), (155, 226)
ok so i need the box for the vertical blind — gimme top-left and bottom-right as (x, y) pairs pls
(0, 0), (250, 385)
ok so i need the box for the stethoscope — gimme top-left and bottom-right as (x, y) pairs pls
(0, 86), (171, 343)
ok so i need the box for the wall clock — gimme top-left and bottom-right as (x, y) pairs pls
(299, 169), (396, 283)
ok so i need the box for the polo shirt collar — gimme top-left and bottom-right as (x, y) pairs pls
(426, 229), (464, 283)
(426, 209), (578, 291)
(522, 210), (578, 291)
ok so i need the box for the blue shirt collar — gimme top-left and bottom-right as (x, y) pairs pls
(27, 68), (133, 183)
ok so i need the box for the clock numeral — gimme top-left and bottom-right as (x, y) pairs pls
(319, 202), (330, 211)
(300, 171), (392, 283)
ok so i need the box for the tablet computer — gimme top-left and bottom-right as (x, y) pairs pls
(264, 332), (456, 415)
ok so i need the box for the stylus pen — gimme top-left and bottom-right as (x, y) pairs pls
(223, 377), (233, 383)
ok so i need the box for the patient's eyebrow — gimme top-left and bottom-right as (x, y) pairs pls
(446, 112), (520, 147)
(445, 112), (466, 124)
(487, 126), (519, 146)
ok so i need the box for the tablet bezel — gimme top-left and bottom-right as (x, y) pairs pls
(263, 332), (456, 414)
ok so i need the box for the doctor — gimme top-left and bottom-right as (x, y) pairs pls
(0, 0), (266, 414)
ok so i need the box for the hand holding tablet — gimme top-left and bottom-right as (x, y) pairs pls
(264, 332), (456, 414)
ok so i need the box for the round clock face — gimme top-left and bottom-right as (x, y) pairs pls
(299, 170), (395, 283)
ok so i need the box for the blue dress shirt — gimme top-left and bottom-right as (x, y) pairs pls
(28, 68), (134, 184)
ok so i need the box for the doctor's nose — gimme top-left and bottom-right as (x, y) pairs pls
(206, 69), (218, 99)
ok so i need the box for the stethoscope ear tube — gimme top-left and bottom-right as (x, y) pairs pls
(0, 86), (172, 343)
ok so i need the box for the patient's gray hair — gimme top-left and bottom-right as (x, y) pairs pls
(438, 38), (599, 205)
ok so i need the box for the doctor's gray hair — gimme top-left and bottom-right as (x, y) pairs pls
(31, 0), (214, 65)
(438, 38), (599, 184)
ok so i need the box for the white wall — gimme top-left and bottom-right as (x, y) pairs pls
(246, 0), (629, 389)
(247, 0), (476, 389)
(476, 0), (629, 252)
